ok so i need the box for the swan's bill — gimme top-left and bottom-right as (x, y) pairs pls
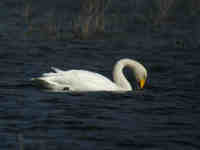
(139, 79), (146, 89)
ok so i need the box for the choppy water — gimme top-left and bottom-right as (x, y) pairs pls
(0, 0), (200, 150)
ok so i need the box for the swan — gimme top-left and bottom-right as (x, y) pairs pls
(31, 58), (147, 92)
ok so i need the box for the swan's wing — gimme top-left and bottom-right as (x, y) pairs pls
(51, 67), (64, 73)
(42, 67), (64, 77)
(32, 69), (119, 91)
(69, 70), (119, 91)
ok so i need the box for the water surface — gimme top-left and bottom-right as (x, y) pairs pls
(0, 0), (200, 150)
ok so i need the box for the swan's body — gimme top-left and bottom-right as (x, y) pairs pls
(31, 58), (147, 92)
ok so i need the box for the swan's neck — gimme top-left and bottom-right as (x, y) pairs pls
(113, 59), (140, 91)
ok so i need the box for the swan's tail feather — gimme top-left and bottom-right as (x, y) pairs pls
(51, 67), (63, 73)
(31, 77), (54, 89)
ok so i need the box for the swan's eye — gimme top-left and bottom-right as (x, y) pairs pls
(63, 87), (70, 91)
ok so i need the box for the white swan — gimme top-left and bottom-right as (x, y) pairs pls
(31, 58), (147, 92)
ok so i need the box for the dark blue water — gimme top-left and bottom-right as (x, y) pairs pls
(0, 0), (200, 150)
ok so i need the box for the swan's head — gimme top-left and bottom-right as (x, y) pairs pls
(113, 58), (148, 90)
(133, 62), (147, 89)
